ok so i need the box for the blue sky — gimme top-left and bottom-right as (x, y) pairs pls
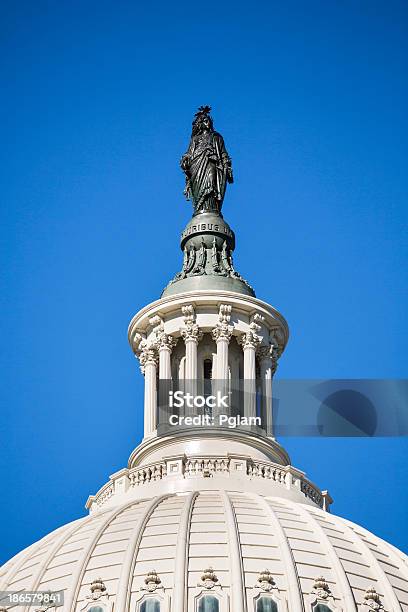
(1, 0), (407, 563)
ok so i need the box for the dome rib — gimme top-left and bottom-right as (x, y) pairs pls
(115, 495), (170, 612)
(0, 523), (69, 591)
(221, 491), (246, 612)
(0, 543), (39, 590)
(2, 493), (408, 610)
(260, 497), (305, 612)
(346, 518), (408, 583)
(65, 501), (145, 612)
(338, 518), (403, 611)
(22, 516), (95, 612)
(172, 492), (197, 612)
(294, 503), (357, 611)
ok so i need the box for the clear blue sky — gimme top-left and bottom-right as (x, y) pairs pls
(1, 1), (407, 563)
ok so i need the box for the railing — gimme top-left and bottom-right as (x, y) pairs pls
(93, 482), (114, 508)
(301, 480), (323, 507)
(185, 457), (229, 476)
(87, 455), (327, 512)
(247, 461), (286, 483)
(129, 462), (167, 486)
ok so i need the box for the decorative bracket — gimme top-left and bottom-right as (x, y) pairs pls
(212, 304), (233, 343)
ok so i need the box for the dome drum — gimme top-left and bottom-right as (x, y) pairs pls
(128, 292), (288, 441)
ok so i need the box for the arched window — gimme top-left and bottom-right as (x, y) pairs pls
(256, 596), (278, 612)
(140, 599), (160, 612)
(88, 608), (104, 612)
(198, 594), (219, 612)
(313, 605), (332, 612)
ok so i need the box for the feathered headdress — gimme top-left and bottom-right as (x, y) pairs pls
(195, 105), (211, 117)
(192, 105), (213, 134)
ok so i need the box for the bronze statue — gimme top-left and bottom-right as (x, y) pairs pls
(181, 106), (233, 215)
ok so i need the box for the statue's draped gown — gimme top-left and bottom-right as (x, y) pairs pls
(184, 130), (229, 213)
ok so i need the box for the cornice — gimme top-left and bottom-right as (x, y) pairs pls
(128, 289), (289, 348)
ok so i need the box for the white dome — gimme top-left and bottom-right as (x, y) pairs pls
(3, 183), (407, 612)
(1, 491), (407, 612)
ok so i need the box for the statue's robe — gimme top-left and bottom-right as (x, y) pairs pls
(185, 130), (230, 213)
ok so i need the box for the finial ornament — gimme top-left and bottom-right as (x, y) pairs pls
(256, 569), (276, 592)
(89, 578), (107, 598)
(79, 578), (111, 612)
(312, 576), (332, 600)
(308, 575), (341, 611)
(82, 578), (110, 609)
(181, 106), (233, 215)
(362, 587), (385, 610)
(142, 569), (162, 592)
(198, 567), (219, 589)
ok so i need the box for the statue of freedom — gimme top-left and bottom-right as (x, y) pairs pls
(180, 106), (233, 216)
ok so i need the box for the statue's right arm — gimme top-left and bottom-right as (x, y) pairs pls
(180, 154), (189, 172)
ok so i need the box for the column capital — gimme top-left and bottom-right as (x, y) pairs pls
(257, 338), (281, 373)
(270, 327), (285, 355)
(212, 323), (233, 343)
(257, 344), (273, 361)
(180, 323), (203, 344)
(139, 345), (158, 373)
(157, 332), (178, 352)
(271, 345), (279, 374)
(238, 330), (261, 351)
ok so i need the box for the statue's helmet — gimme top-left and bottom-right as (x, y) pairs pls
(192, 105), (214, 134)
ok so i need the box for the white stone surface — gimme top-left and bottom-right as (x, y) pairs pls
(1, 492), (407, 612)
(3, 269), (406, 612)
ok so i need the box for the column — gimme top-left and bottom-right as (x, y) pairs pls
(212, 323), (233, 420)
(140, 347), (158, 438)
(240, 331), (260, 422)
(181, 323), (202, 381)
(180, 323), (202, 416)
(212, 326), (233, 379)
(258, 345), (273, 436)
(158, 334), (177, 430)
(158, 334), (176, 380)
